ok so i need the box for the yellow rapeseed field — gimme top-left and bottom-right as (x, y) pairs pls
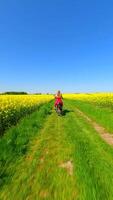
(0, 94), (53, 134)
(63, 93), (113, 108)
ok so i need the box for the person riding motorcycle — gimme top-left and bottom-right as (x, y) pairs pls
(54, 90), (63, 109)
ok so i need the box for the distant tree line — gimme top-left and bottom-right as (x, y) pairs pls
(34, 93), (52, 95)
(0, 92), (52, 95)
(0, 91), (28, 95)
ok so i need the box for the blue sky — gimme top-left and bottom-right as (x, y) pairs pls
(0, 0), (113, 93)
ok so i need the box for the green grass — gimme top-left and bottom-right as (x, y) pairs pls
(1, 100), (113, 199)
(64, 100), (113, 200)
(0, 102), (52, 189)
(68, 99), (113, 133)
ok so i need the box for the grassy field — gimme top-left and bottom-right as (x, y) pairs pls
(1, 95), (113, 199)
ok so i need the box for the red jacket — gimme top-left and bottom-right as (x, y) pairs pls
(54, 95), (63, 106)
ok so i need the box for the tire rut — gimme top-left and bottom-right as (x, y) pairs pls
(75, 108), (113, 146)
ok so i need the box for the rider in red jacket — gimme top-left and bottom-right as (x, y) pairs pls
(54, 90), (63, 108)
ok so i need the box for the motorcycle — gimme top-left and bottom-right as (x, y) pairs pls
(56, 102), (63, 116)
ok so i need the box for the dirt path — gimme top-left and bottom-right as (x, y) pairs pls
(75, 108), (113, 146)
(0, 110), (77, 200)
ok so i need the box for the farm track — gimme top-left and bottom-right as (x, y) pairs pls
(0, 108), (77, 200)
(75, 108), (113, 146)
(1, 100), (113, 199)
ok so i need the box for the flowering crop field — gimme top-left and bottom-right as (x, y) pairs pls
(0, 94), (53, 134)
(64, 93), (113, 109)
